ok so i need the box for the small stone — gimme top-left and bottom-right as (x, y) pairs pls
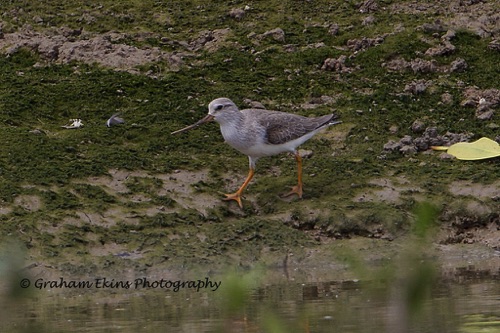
(362, 16), (376, 26)
(421, 21), (446, 33)
(477, 102), (491, 113)
(262, 28), (285, 42)
(328, 24), (339, 36)
(424, 127), (439, 138)
(347, 36), (384, 52)
(439, 152), (455, 160)
(400, 145), (417, 155)
(428, 137), (444, 146)
(425, 41), (455, 56)
(249, 101), (265, 109)
(229, 8), (245, 20)
(488, 39), (500, 51)
(476, 110), (494, 120)
(298, 149), (314, 159)
(442, 29), (456, 41)
(411, 120), (426, 133)
(410, 58), (437, 73)
(389, 125), (398, 134)
(383, 58), (410, 72)
(33, 16), (44, 24)
(414, 137), (429, 151)
(441, 92), (453, 104)
(404, 80), (429, 94)
(400, 135), (413, 145)
(450, 58), (468, 73)
(359, 0), (379, 13)
(321, 55), (348, 72)
(383, 140), (401, 152)
(460, 99), (475, 107)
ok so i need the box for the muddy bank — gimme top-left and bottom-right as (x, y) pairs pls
(0, 0), (499, 279)
(1, 166), (498, 280)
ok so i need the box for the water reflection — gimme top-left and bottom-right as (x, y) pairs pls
(1, 268), (498, 333)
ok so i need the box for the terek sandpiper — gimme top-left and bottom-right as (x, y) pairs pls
(172, 98), (341, 208)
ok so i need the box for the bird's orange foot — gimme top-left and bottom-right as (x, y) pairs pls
(223, 192), (244, 208)
(282, 185), (303, 198)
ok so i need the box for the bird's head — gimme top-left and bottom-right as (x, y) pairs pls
(208, 98), (239, 118)
(171, 98), (239, 135)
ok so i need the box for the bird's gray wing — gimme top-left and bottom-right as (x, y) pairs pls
(258, 111), (335, 145)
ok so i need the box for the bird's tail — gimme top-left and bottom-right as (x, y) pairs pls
(325, 114), (341, 127)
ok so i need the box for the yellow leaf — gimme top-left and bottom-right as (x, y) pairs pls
(430, 146), (449, 151)
(432, 137), (500, 160)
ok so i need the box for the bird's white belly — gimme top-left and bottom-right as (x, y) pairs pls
(243, 142), (292, 157)
(220, 122), (319, 158)
(227, 133), (313, 158)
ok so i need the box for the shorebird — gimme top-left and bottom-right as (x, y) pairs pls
(172, 98), (341, 208)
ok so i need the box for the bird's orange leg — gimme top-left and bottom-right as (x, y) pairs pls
(223, 167), (255, 208)
(284, 151), (303, 198)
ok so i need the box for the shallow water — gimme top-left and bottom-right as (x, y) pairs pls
(1, 267), (499, 333)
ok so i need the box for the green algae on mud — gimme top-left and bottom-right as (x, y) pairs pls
(0, 0), (499, 274)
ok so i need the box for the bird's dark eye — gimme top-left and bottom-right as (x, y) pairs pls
(214, 104), (223, 111)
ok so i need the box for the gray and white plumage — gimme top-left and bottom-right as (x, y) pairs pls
(106, 113), (125, 127)
(205, 98), (340, 168)
(171, 97), (341, 207)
